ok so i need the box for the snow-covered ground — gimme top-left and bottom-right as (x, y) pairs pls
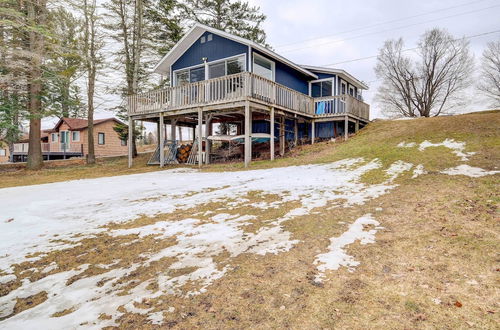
(0, 140), (497, 328)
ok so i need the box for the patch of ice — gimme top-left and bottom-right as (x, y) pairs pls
(412, 164), (427, 178)
(386, 161), (413, 182)
(418, 139), (476, 161)
(313, 214), (382, 282)
(397, 142), (416, 148)
(0, 274), (16, 284)
(441, 165), (500, 178)
(148, 311), (164, 325)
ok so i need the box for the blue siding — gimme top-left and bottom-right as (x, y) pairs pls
(313, 72), (336, 80)
(172, 32), (248, 71)
(253, 50), (310, 94)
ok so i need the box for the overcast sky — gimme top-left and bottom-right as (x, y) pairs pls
(43, 0), (500, 129)
(248, 0), (500, 118)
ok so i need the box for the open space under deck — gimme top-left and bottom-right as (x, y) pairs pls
(127, 72), (370, 167)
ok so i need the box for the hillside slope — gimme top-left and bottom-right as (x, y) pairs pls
(0, 111), (498, 329)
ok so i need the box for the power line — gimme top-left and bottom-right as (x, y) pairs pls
(279, 4), (500, 54)
(320, 28), (500, 68)
(275, 0), (489, 49)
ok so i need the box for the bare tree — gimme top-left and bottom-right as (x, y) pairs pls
(80, 0), (104, 164)
(478, 40), (500, 107)
(375, 28), (474, 117)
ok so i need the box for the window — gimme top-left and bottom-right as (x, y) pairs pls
(98, 133), (105, 145)
(209, 62), (225, 79)
(311, 80), (333, 97)
(341, 81), (347, 95)
(51, 133), (58, 142)
(226, 57), (245, 75)
(253, 54), (274, 81)
(207, 34), (213, 41)
(71, 131), (80, 142)
(175, 70), (189, 86)
(349, 86), (355, 96)
(174, 55), (246, 86)
(0, 149), (6, 156)
(121, 139), (127, 146)
(60, 131), (69, 144)
(190, 66), (205, 83)
(200, 36), (206, 43)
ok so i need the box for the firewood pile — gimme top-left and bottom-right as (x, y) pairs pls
(176, 143), (193, 163)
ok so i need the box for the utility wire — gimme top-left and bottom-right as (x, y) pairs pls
(279, 4), (500, 54)
(320, 28), (500, 68)
(275, 0), (490, 49)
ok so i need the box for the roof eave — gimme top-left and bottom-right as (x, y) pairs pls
(153, 23), (318, 79)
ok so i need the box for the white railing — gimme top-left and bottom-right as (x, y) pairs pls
(314, 95), (369, 120)
(13, 143), (83, 154)
(127, 72), (369, 120)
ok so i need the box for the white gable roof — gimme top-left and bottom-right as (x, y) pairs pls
(300, 65), (369, 90)
(153, 23), (318, 79)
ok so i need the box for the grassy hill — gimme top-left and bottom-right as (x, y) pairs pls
(0, 111), (498, 328)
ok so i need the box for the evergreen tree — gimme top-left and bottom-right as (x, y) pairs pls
(44, 8), (85, 118)
(181, 0), (267, 45)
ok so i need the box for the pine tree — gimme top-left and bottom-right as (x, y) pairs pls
(181, 0), (267, 45)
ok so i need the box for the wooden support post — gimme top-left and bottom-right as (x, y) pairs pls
(270, 107), (275, 161)
(279, 116), (285, 156)
(192, 125), (196, 142)
(244, 102), (251, 167)
(198, 108), (203, 168)
(344, 115), (348, 141)
(128, 116), (133, 168)
(311, 119), (315, 144)
(159, 113), (165, 167)
(205, 114), (212, 164)
(294, 117), (298, 146)
(171, 119), (177, 142)
(355, 120), (359, 133)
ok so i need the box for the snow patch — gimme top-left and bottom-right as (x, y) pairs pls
(313, 214), (382, 282)
(441, 165), (500, 177)
(412, 164), (427, 178)
(418, 139), (476, 161)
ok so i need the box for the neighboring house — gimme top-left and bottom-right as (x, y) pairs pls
(126, 23), (370, 168)
(12, 118), (128, 162)
(0, 142), (10, 163)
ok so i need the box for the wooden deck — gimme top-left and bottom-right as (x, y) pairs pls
(126, 72), (369, 122)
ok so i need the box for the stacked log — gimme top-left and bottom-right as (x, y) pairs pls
(176, 143), (192, 163)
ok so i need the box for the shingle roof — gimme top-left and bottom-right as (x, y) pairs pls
(54, 117), (125, 131)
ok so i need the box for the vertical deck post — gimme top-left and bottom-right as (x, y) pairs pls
(244, 102), (251, 167)
(344, 115), (349, 141)
(270, 107), (275, 161)
(279, 116), (285, 156)
(128, 116), (133, 168)
(294, 117), (298, 146)
(198, 108), (203, 168)
(159, 113), (165, 167)
(205, 114), (212, 164)
(311, 119), (315, 144)
(355, 119), (359, 133)
(171, 119), (177, 142)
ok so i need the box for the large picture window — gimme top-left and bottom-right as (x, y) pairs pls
(311, 80), (333, 98)
(175, 55), (246, 86)
(253, 54), (274, 81)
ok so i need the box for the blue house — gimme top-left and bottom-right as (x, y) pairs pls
(127, 23), (370, 167)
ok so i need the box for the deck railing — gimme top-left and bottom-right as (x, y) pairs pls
(127, 72), (369, 120)
(13, 143), (83, 154)
(314, 95), (370, 120)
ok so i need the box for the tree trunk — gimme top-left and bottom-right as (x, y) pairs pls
(26, 0), (46, 170)
(86, 73), (96, 164)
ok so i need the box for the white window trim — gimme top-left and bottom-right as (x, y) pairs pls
(308, 78), (335, 97)
(98, 132), (105, 145)
(340, 80), (347, 95)
(173, 53), (247, 86)
(252, 52), (275, 81)
(60, 130), (69, 144)
(51, 133), (58, 142)
(71, 131), (80, 142)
